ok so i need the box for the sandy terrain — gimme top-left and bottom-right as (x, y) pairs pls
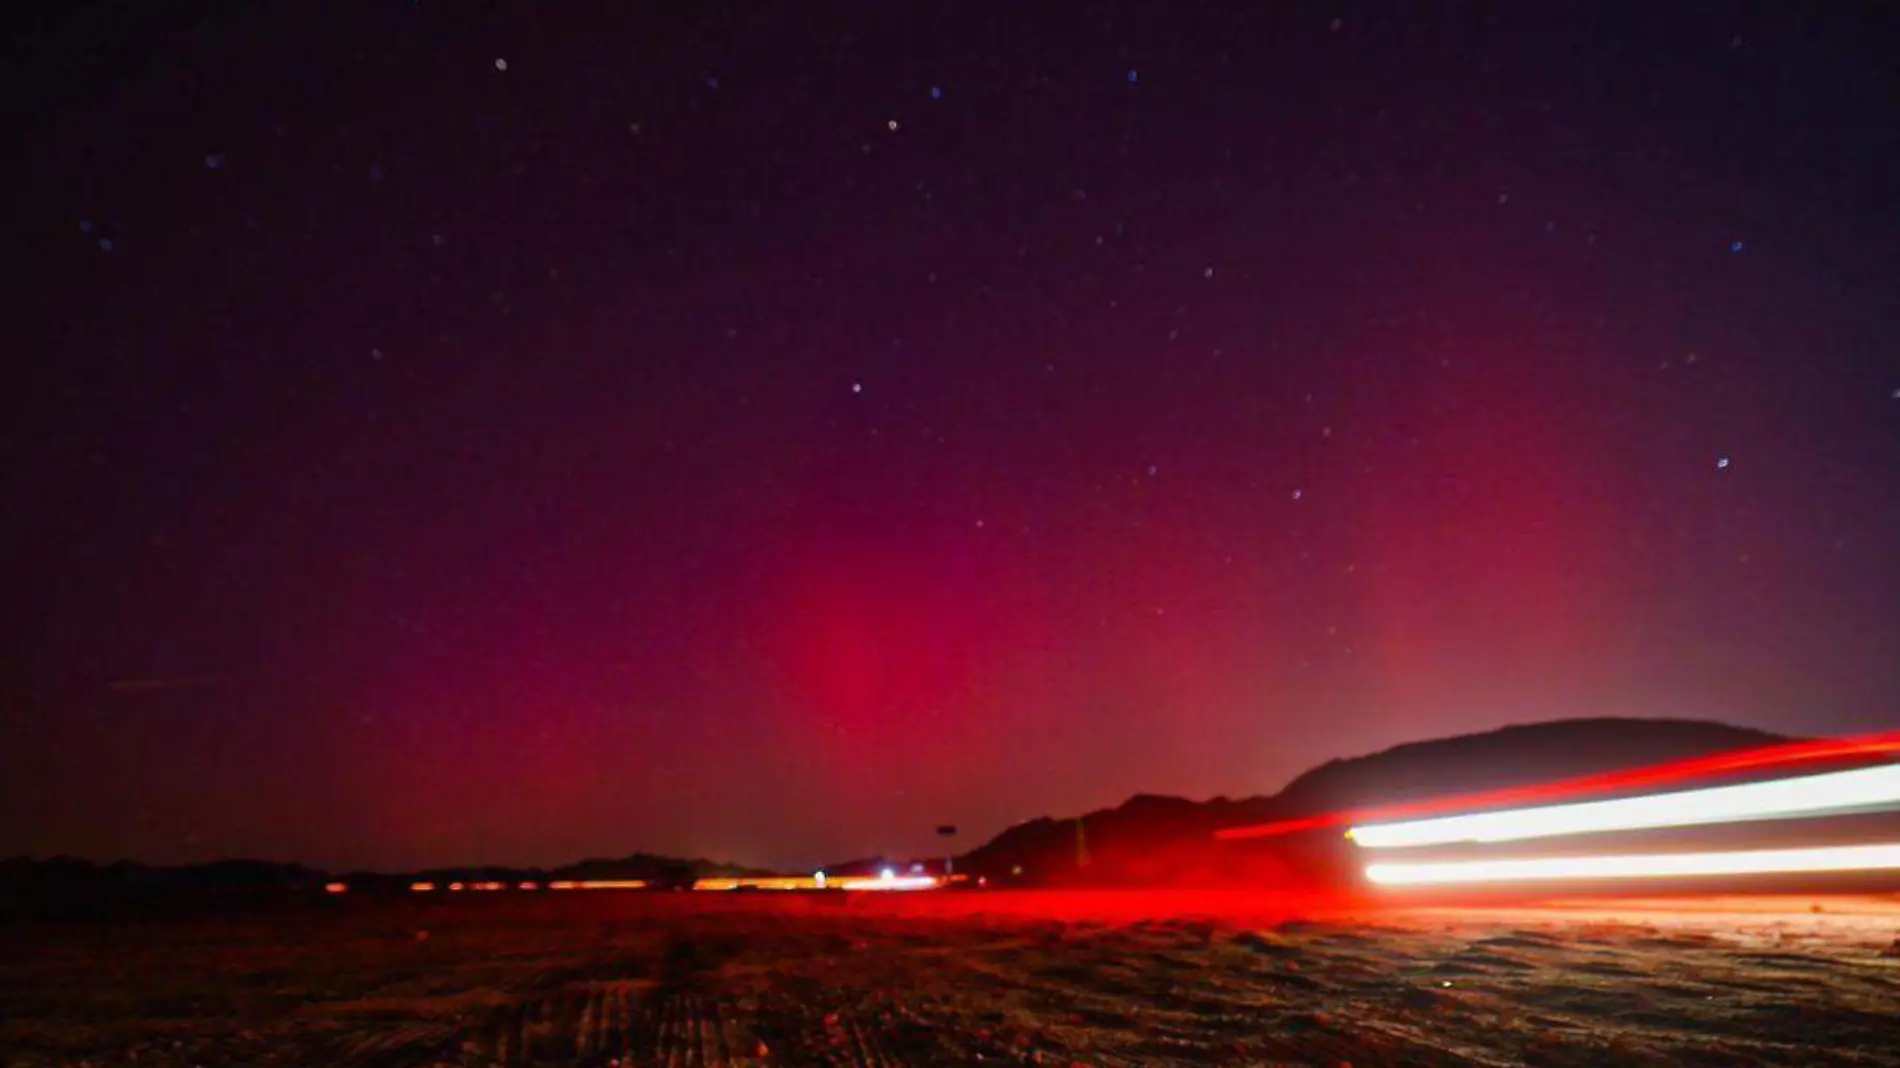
(3, 890), (1897, 1067)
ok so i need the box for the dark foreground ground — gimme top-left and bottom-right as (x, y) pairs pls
(4, 890), (1898, 1067)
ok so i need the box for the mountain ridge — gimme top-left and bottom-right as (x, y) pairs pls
(4, 717), (1797, 897)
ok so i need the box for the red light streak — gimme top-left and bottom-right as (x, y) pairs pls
(1216, 729), (1900, 842)
(323, 882), (348, 894)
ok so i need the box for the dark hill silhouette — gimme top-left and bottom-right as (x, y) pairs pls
(1262, 717), (1792, 816)
(545, 853), (769, 887)
(957, 717), (1793, 885)
(0, 717), (1826, 908)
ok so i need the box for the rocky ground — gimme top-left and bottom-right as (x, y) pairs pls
(3, 890), (1898, 1067)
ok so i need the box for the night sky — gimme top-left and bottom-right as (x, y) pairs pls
(4, 2), (1897, 873)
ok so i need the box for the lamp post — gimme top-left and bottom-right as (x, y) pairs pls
(936, 824), (957, 877)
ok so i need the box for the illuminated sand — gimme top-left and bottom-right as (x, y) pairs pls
(3, 891), (1897, 1067)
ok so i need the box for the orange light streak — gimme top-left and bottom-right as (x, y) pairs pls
(840, 874), (939, 891)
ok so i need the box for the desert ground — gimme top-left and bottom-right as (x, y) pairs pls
(4, 890), (1898, 1067)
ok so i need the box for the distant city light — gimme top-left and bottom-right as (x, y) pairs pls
(409, 881), (437, 892)
(323, 882), (347, 894)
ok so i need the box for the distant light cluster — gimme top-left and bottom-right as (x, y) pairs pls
(370, 872), (952, 895)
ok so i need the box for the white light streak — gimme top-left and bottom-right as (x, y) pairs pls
(1348, 764), (1900, 849)
(1366, 842), (1900, 887)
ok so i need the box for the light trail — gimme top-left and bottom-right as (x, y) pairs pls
(1216, 729), (1900, 842)
(691, 874), (941, 891)
(1366, 841), (1900, 886)
(841, 874), (940, 891)
(1347, 763), (1900, 849)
